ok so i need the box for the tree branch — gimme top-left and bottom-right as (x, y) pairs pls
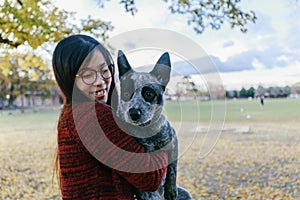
(17, 0), (23, 7)
(0, 35), (21, 48)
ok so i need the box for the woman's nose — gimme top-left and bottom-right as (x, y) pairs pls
(94, 75), (106, 85)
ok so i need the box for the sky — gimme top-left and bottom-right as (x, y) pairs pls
(55, 0), (300, 90)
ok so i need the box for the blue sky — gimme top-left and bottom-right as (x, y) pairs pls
(56, 0), (300, 90)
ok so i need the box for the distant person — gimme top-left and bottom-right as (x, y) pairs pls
(52, 34), (168, 199)
(260, 95), (264, 107)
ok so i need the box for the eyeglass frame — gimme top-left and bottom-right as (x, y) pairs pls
(75, 64), (114, 85)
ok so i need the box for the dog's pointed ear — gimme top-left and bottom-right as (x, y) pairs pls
(150, 52), (171, 86)
(117, 50), (132, 77)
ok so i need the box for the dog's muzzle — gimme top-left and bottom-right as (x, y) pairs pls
(128, 108), (152, 127)
(138, 120), (151, 127)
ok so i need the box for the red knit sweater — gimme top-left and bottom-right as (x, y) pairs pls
(57, 101), (168, 200)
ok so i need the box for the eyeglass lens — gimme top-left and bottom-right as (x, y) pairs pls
(80, 68), (111, 85)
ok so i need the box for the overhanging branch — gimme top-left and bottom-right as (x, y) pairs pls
(0, 35), (21, 48)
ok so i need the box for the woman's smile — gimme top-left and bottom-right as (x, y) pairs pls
(92, 87), (108, 100)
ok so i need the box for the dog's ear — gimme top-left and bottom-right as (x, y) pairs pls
(117, 50), (132, 77)
(150, 52), (171, 87)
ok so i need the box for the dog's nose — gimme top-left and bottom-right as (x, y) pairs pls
(129, 108), (142, 121)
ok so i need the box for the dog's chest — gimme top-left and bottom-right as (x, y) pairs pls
(135, 119), (177, 152)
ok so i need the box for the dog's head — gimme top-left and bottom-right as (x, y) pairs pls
(116, 50), (171, 127)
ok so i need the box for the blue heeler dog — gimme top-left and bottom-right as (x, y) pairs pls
(112, 50), (192, 200)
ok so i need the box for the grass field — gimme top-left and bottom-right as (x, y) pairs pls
(164, 98), (300, 122)
(0, 98), (299, 199)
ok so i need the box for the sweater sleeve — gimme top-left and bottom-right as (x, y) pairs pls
(69, 101), (168, 192)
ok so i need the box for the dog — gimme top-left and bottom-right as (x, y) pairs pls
(112, 50), (192, 200)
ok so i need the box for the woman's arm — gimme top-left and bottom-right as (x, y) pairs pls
(70, 101), (168, 192)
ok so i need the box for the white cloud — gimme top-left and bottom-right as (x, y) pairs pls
(252, 58), (265, 71)
(55, 0), (300, 89)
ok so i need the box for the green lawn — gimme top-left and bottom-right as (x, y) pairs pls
(0, 108), (59, 134)
(164, 98), (300, 122)
(1, 98), (299, 126)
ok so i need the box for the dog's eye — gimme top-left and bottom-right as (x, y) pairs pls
(142, 88), (156, 102)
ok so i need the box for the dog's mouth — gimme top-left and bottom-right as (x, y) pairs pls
(138, 120), (151, 127)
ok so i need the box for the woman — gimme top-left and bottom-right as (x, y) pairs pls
(52, 34), (168, 200)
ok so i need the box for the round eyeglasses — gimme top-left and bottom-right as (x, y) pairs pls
(76, 64), (113, 85)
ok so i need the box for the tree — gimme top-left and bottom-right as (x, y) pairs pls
(247, 86), (255, 98)
(282, 86), (291, 97)
(266, 86), (291, 98)
(0, 0), (114, 108)
(225, 90), (234, 98)
(0, 52), (54, 107)
(233, 90), (239, 98)
(0, 70), (10, 108)
(291, 82), (300, 95)
(239, 87), (247, 98)
(267, 86), (279, 98)
(0, 0), (257, 56)
(100, 0), (257, 34)
(255, 85), (266, 97)
(239, 87), (255, 98)
(0, 0), (257, 107)
(0, 0), (113, 49)
(176, 75), (198, 96)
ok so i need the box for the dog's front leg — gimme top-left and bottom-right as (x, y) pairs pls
(164, 135), (178, 200)
(164, 162), (178, 200)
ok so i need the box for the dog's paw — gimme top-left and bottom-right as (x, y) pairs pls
(164, 186), (178, 200)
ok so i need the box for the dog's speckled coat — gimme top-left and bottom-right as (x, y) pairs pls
(112, 51), (192, 200)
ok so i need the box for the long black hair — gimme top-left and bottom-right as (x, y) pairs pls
(52, 34), (115, 105)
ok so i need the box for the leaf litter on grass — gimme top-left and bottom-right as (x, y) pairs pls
(1, 114), (299, 199)
(176, 122), (300, 199)
(0, 131), (61, 200)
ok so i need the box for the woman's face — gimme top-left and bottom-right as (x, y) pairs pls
(75, 50), (112, 103)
